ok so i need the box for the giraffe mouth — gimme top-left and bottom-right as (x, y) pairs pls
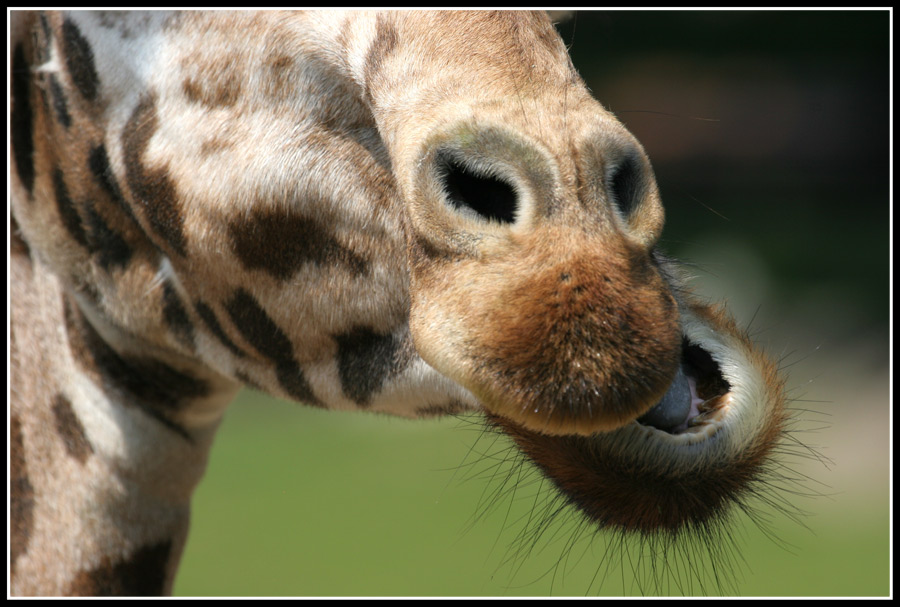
(484, 301), (785, 534)
(636, 338), (732, 436)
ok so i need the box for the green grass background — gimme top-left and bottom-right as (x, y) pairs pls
(173, 10), (889, 597)
(174, 360), (888, 596)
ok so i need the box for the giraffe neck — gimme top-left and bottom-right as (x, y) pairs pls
(10, 238), (239, 595)
(10, 11), (480, 594)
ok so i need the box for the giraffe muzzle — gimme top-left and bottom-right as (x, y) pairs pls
(403, 120), (685, 436)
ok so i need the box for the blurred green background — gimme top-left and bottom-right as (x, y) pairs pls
(174, 10), (890, 597)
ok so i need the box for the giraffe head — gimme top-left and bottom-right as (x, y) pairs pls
(356, 11), (788, 534)
(10, 10), (796, 594)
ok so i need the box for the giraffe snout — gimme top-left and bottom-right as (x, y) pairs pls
(404, 122), (681, 436)
(408, 225), (683, 436)
(462, 242), (683, 436)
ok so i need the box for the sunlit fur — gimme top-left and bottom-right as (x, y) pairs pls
(10, 10), (812, 596)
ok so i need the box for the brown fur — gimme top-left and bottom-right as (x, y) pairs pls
(411, 227), (682, 435)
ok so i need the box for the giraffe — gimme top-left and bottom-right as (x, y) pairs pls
(10, 10), (792, 596)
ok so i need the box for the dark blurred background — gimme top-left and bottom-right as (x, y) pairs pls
(176, 10), (890, 597)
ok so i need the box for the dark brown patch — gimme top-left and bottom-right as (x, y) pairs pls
(195, 300), (247, 359)
(227, 295), (300, 362)
(162, 281), (195, 351)
(52, 393), (94, 464)
(84, 205), (133, 271)
(228, 204), (367, 280)
(12, 43), (35, 195)
(123, 357), (209, 412)
(67, 540), (171, 596)
(89, 144), (134, 220)
(10, 414), (35, 576)
(63, 297), (200, 440)
(48, 73), (72, 128)
(122, 95), (187, 256)
(224, 289), (321, 405)
(52, 169), (88, 247)
(61, 19), (100, 102)
(334, 327), (408, 406)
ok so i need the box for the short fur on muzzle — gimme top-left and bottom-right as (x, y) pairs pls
(411, 227), (683, 436)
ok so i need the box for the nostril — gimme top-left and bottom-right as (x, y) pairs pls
(608, 153), (641, 218)
(437, 152), (518, 224)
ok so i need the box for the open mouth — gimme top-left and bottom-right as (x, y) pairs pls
(637, 338), (732, 437)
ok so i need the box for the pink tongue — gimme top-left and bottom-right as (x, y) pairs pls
(686, 375), (704, 419)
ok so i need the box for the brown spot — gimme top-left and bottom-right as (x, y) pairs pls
(52, 393), (94, 464)
(162, 281), (195, 351)
(122, 95), (187, 256)
(224, 289), (321, 405)
(83, 204), (133, 271)
(261, 53), (296, 100)
(333, 327), (410, 406)
(268, 54), (292, 70)
(67, 540), (172, 596)
(12, 43), (35, 195)
(181, 71), (241, 108)
(52, 168), (88, 248)
(48, 73), (72, 128)
(363, 13), (399, 101)
(61, 19), (100, 102)
(178, 41), (247, 109)
(89, 144), (134, 220)
(199, 136), (232, 157)
(228, 203), (367, 280)
(10, 414), (35, 576)
(195, 299), (248, 359)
